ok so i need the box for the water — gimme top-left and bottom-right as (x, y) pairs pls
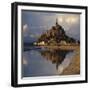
(22, 46), (79, 77)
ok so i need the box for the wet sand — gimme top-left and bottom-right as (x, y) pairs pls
(39, 45), (80, 50)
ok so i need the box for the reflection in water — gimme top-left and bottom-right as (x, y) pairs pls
(56, 52), (75, 74)
(22, 47), (80, 77)
(39, 49), (74, 74)
(40, 49), (71, 68)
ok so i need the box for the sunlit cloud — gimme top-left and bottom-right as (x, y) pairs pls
(66, 16), (78, 24)
(23, 24), (30, 37)
(58, 17), (63, 23)
(23, 24), (28, 32)
(57, 15), (79, 25)
(23, 58), (28, 65)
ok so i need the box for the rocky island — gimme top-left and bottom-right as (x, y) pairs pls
(33, 19), (80, 50)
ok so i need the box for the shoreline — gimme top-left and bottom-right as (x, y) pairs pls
(38, 45), (80, 50)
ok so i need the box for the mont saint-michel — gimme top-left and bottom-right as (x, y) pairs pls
(33, 19), (80, 50)
(22, 11), (80, 77)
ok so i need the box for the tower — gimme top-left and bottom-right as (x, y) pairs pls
(56, 18), (59, 26)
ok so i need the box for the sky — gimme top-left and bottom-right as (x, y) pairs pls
(22, 10), (80, 43)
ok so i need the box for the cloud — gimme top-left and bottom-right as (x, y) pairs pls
(23, 24), (28, 33)
(23, 24), (30, 37)
(23, 57), (28, 65)
(22, 11), (80, 40)
(57, 14), (79, 25)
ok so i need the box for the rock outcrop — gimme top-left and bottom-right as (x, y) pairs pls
(37, 19), (78, 45)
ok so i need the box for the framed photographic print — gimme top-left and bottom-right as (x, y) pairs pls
(11, 2), (88, 87)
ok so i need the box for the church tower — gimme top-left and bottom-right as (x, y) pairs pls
(56, 18), (59, 26)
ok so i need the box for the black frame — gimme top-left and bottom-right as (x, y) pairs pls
(11, 2), (88, 87)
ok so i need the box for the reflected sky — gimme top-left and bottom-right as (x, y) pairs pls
(57, 52), (75, 74)
(22, 49), (57, 77)
(22, 48), (79, 77)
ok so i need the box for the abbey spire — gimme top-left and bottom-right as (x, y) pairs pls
(56, 18), (59, 26)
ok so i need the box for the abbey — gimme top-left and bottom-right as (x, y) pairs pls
(36, 19), (79, 46)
